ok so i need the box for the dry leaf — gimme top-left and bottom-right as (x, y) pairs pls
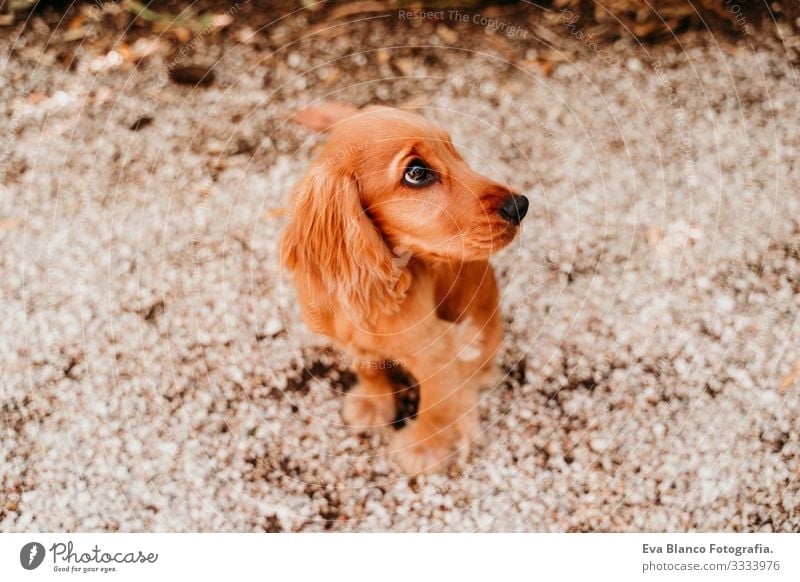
(329, 1), (388, 20)
(321, 68), (341, 86)
(533, 60), (555, 76)
(393, 57), (415, 77)
(170, 65), (215, 86)
(645, 224), (663, 248)
(291, 102), (359, 133)
(0, 217), (19, 230)
(127, 37), (170, 61)
(67, 14), (86, 30)
(63, 26), (90, 42)
(436, 26), (459, 45)
(375, 47), (390, 65)
(263, 207), (287, 220)
(780, 362), (800, 393)
(483, 34), (517, 62)
(129, 116), (153, 131)
(163, 26), (192, 43)
(211, 13), (233, 30)
(632, 21), (660, 38)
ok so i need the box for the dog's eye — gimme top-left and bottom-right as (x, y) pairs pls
(403, 160), (435, 187)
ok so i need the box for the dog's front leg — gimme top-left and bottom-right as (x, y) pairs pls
(342, 359), (397, 429)
(389, 327), (480, 475)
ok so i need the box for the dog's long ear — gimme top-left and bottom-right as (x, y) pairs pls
(281, 165), (411, 324)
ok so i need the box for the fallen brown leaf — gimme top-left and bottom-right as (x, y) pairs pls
(531, 60), (555, 76)
(780, 362), (800, 393)
(263, 207), (287, 220)
(321, 68), (341, 86)
(436, 26), (459, 45)
(483, 33), (518, 63)
(67, 13), (86, 30)
(163, 26), (192, 43)
(127, 37), (170, 61)
(129, 116), (153, 131)
(329, 1), (388, 20)
(0, 217), (19, 230)
(170, 65), (215, 86)
(62, 26), (89, 42)
(375, 48), (390, 65)
(393, 57), (415, 77)
(645, 224), (663, 248)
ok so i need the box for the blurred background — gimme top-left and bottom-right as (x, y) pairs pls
(1, 1), (799, 532)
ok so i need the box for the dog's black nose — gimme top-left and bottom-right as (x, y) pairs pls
(498, 194), (529, 225)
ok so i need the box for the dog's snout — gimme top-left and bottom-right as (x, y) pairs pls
(498, 194), (529, 225)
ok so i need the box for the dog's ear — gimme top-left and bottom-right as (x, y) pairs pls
(281, 165), (411, 324)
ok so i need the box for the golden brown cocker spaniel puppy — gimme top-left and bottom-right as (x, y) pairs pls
(281, 106), (528, 474)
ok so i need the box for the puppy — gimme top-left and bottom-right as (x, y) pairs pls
(281, 106), (528, 474)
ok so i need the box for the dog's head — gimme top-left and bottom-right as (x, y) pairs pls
(281, 107), (528, 323)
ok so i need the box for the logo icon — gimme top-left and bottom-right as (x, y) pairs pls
(20, 542), (45, 570)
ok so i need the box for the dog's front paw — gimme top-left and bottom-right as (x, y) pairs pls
(342, 384), (396, 429)
(457, 411), (481, 450)
(390, 424), (453, 475)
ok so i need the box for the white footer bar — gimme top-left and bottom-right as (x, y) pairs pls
(1, 533), (796, 581)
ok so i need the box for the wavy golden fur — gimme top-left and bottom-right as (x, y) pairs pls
(281, 106), (528, 474)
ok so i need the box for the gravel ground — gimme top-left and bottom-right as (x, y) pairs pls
(2, 5), (800, 532)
